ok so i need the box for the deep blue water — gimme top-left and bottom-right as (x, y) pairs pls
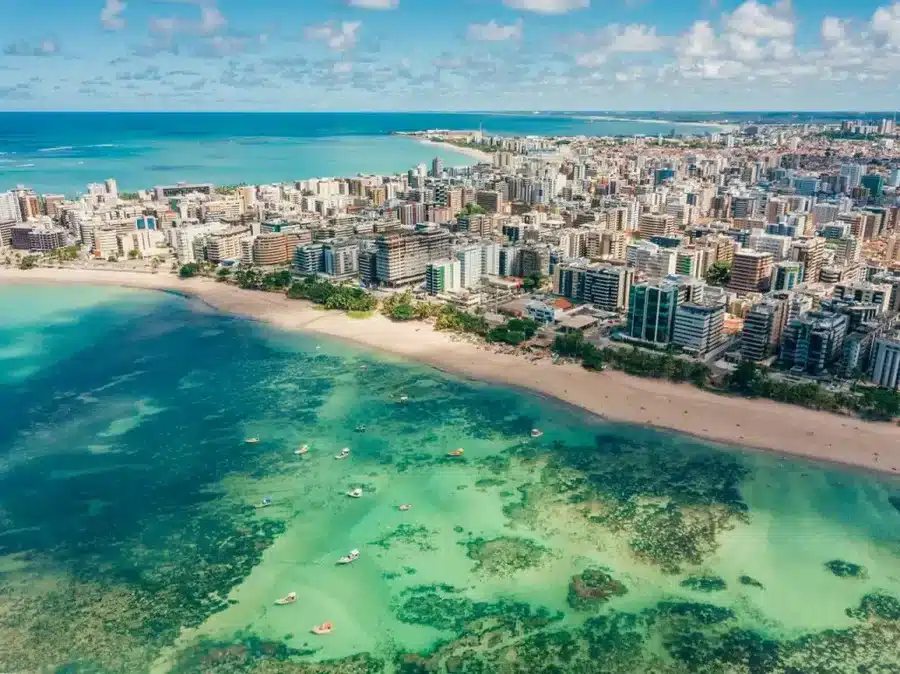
(0, 112), (716, 195)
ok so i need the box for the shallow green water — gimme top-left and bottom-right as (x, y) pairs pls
(1, 284), (899, 674)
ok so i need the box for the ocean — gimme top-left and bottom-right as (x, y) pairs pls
(1, 283), (899, 674)
(0, 112), (715, 196)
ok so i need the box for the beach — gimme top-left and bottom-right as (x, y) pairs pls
(1, 266), (898, 475)
(416, 137), (493, 163)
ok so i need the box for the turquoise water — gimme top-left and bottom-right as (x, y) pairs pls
(0, 112), (716, 195)
(1, 284), (900, 673)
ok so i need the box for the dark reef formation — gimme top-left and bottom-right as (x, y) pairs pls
(464, 536), (550, 576)
(680, 575), (727, 592)
(824, 559), (867, 578)
(567, 567), (628, 611)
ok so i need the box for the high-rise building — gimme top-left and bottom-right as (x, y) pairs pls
(207, 226), (252, 263)
(749, 231), (791, 261)
(375, 226), (451, 286)
(294, 242), (325, 275)
(742, 298), (787, 362)
(425, 259), (462, 295)
(251, 232), (292, 266)
(455, 245), (483, 288)
(638, 213), (675, 238)
(627, 276), (704, 345)
(790, 237), (825, 284)
(728, 250), (774, 293)
(673, 303), (725, 356)
(475, 189), (503, 213)
(780, 311), (849, 375)
(431, 157), (444, 178)
(839, 164), (866, 191)
(584, 266), (634, 312)
(860, 174), (885, 197)
(833, 281), (891, 314)
(773, 261), (804, 291)
(0, 191), (22, 224)
(323, 241), (359, 280)
(870, 334), (900, 390)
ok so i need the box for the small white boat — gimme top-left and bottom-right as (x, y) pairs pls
(399, 395), (409, 403)
(398, 504), (412, 511)
(337, 549), (360, 564)
(255, 496), (272, 509)
(355, 424), (367, 433)
(245, 437), (260, 444)
(335, 448), (350, 459)
(531, 429), (544, 439)
(347, 487), (363, 498)
(311, 621), (333, 635)
(360, 365), (368, 370)
(447, 448), (464, 457)
(274, 592), (297, 605)
(294, 444), (309, 455)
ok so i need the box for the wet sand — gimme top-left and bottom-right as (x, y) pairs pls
(2, 266), (898, 476)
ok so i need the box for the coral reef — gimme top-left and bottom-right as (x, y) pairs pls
(739, 575), (764, 589)
(368, 524), (435, 552)
(824, 559), (866, 578)
(680, 575), (727, 592)
(464, 536), (550, 576)
(567, 567), (628, 611)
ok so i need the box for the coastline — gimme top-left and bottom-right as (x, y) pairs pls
(2, 266), (899, 477)
(416, 137), (493, 163)
(572, 115), (740, 133)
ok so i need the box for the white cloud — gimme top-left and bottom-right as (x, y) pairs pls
(677, 21), (719, 59)
(606, 24), (665, 53)
(821, 16), (846, 43)
(148, 2), (226, 36)
(305, 21), (362, 51)
(724, 0), (794, 40)
(101, 0), (126, 31)
(467, 19), (523, 41)
(502, 0), (588, 14)
(200, 5), (227, 34)
(872, 2), (900, 46)
(348, 0), (399, 8)
(575, 51), (607, 67)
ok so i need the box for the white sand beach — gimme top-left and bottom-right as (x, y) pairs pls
(2, 266), (899, 476)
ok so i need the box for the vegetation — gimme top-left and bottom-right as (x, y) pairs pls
(726, 361), (900, 420)
(522, 271), (546, 291)
(554, 333), (711, 386)
(705, 261), (732, 286)
(287, 277), (376, 312)
(455, 202), (487, 217)
(825, 559), (866, 578)
(232, 268), (292, 291)
(434, 305), (489, 336)
(680, 575), (727, 592)
(380, 289), (443, 322)
(215, 267), (231, 282)
(487, 317), (540, 346)
(568, 568), (628, 610)
(127, 248), (141, 260)
(48, 245), (80, 262)
(18, 255), (38, 270)
(119, 191), (139, 200)
(178, 262), (201, 278)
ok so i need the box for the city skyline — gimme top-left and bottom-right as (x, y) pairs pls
(1, 0), (900, 111)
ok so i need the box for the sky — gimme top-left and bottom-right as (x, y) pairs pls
(0, 0), (899, 111)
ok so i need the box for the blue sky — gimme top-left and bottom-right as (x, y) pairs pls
(1, 0), (899, 111)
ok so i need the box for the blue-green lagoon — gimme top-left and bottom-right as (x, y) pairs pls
(1, 284), (899, 673)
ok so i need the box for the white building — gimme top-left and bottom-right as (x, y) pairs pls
(425, 259), (462, 295)
(171, 222), (228, 263)
(0, 191), (22, 223)
(871, 336), (900, 390)
(526, 299), (557, 324)
(748, 231), (792, 261)
(455, 245), (483, 288)
(672, 303), (725, 356)
(481, 242), (501, 276)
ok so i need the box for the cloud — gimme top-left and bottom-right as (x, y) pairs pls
(101, 0), (126, 30)
(150, 1), (226, 36)
(502, 0), (588, 14)
(872, 2), (900, 46)
(3, 39), (58, 56)
(606, 24), (665, 52)
(821, 16), (846, 43)
(724, 0), (794, 40)
(467, 20), (523, 41)
(348, 0), (398, 8)
(305, 21), (362, 51)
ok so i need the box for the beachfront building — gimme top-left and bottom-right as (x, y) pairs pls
(455, 245), (483, 288)
(425, 259), (461, 295)
(323, 241), (360, 281)
(870, 334), (900, 389)
(780, 311), (849, 376)
(375, 226), (451, 286)
(626, 275), (704, 346)
(207, 226), (252, 263)
(672, 302), (726, 356)
(741, 298), (787, 362)
(584, 265), (633, 313)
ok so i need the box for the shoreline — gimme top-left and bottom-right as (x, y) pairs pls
(571, 115), (739, 133)
(2, 266), (899, 477)
(415, 137), (493, 163)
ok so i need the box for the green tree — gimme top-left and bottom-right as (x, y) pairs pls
(216, 267), (232, 282)
(19, 255), (38, 270)
(107, 254), (118, 262)
(522, 273), (545, 291)
(456, 202), (487, 217)
(127, 249), (140, 260)
(179, 262), (201, 278)
(390, 303), (416, 321)
(706, 261), (732, 286)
